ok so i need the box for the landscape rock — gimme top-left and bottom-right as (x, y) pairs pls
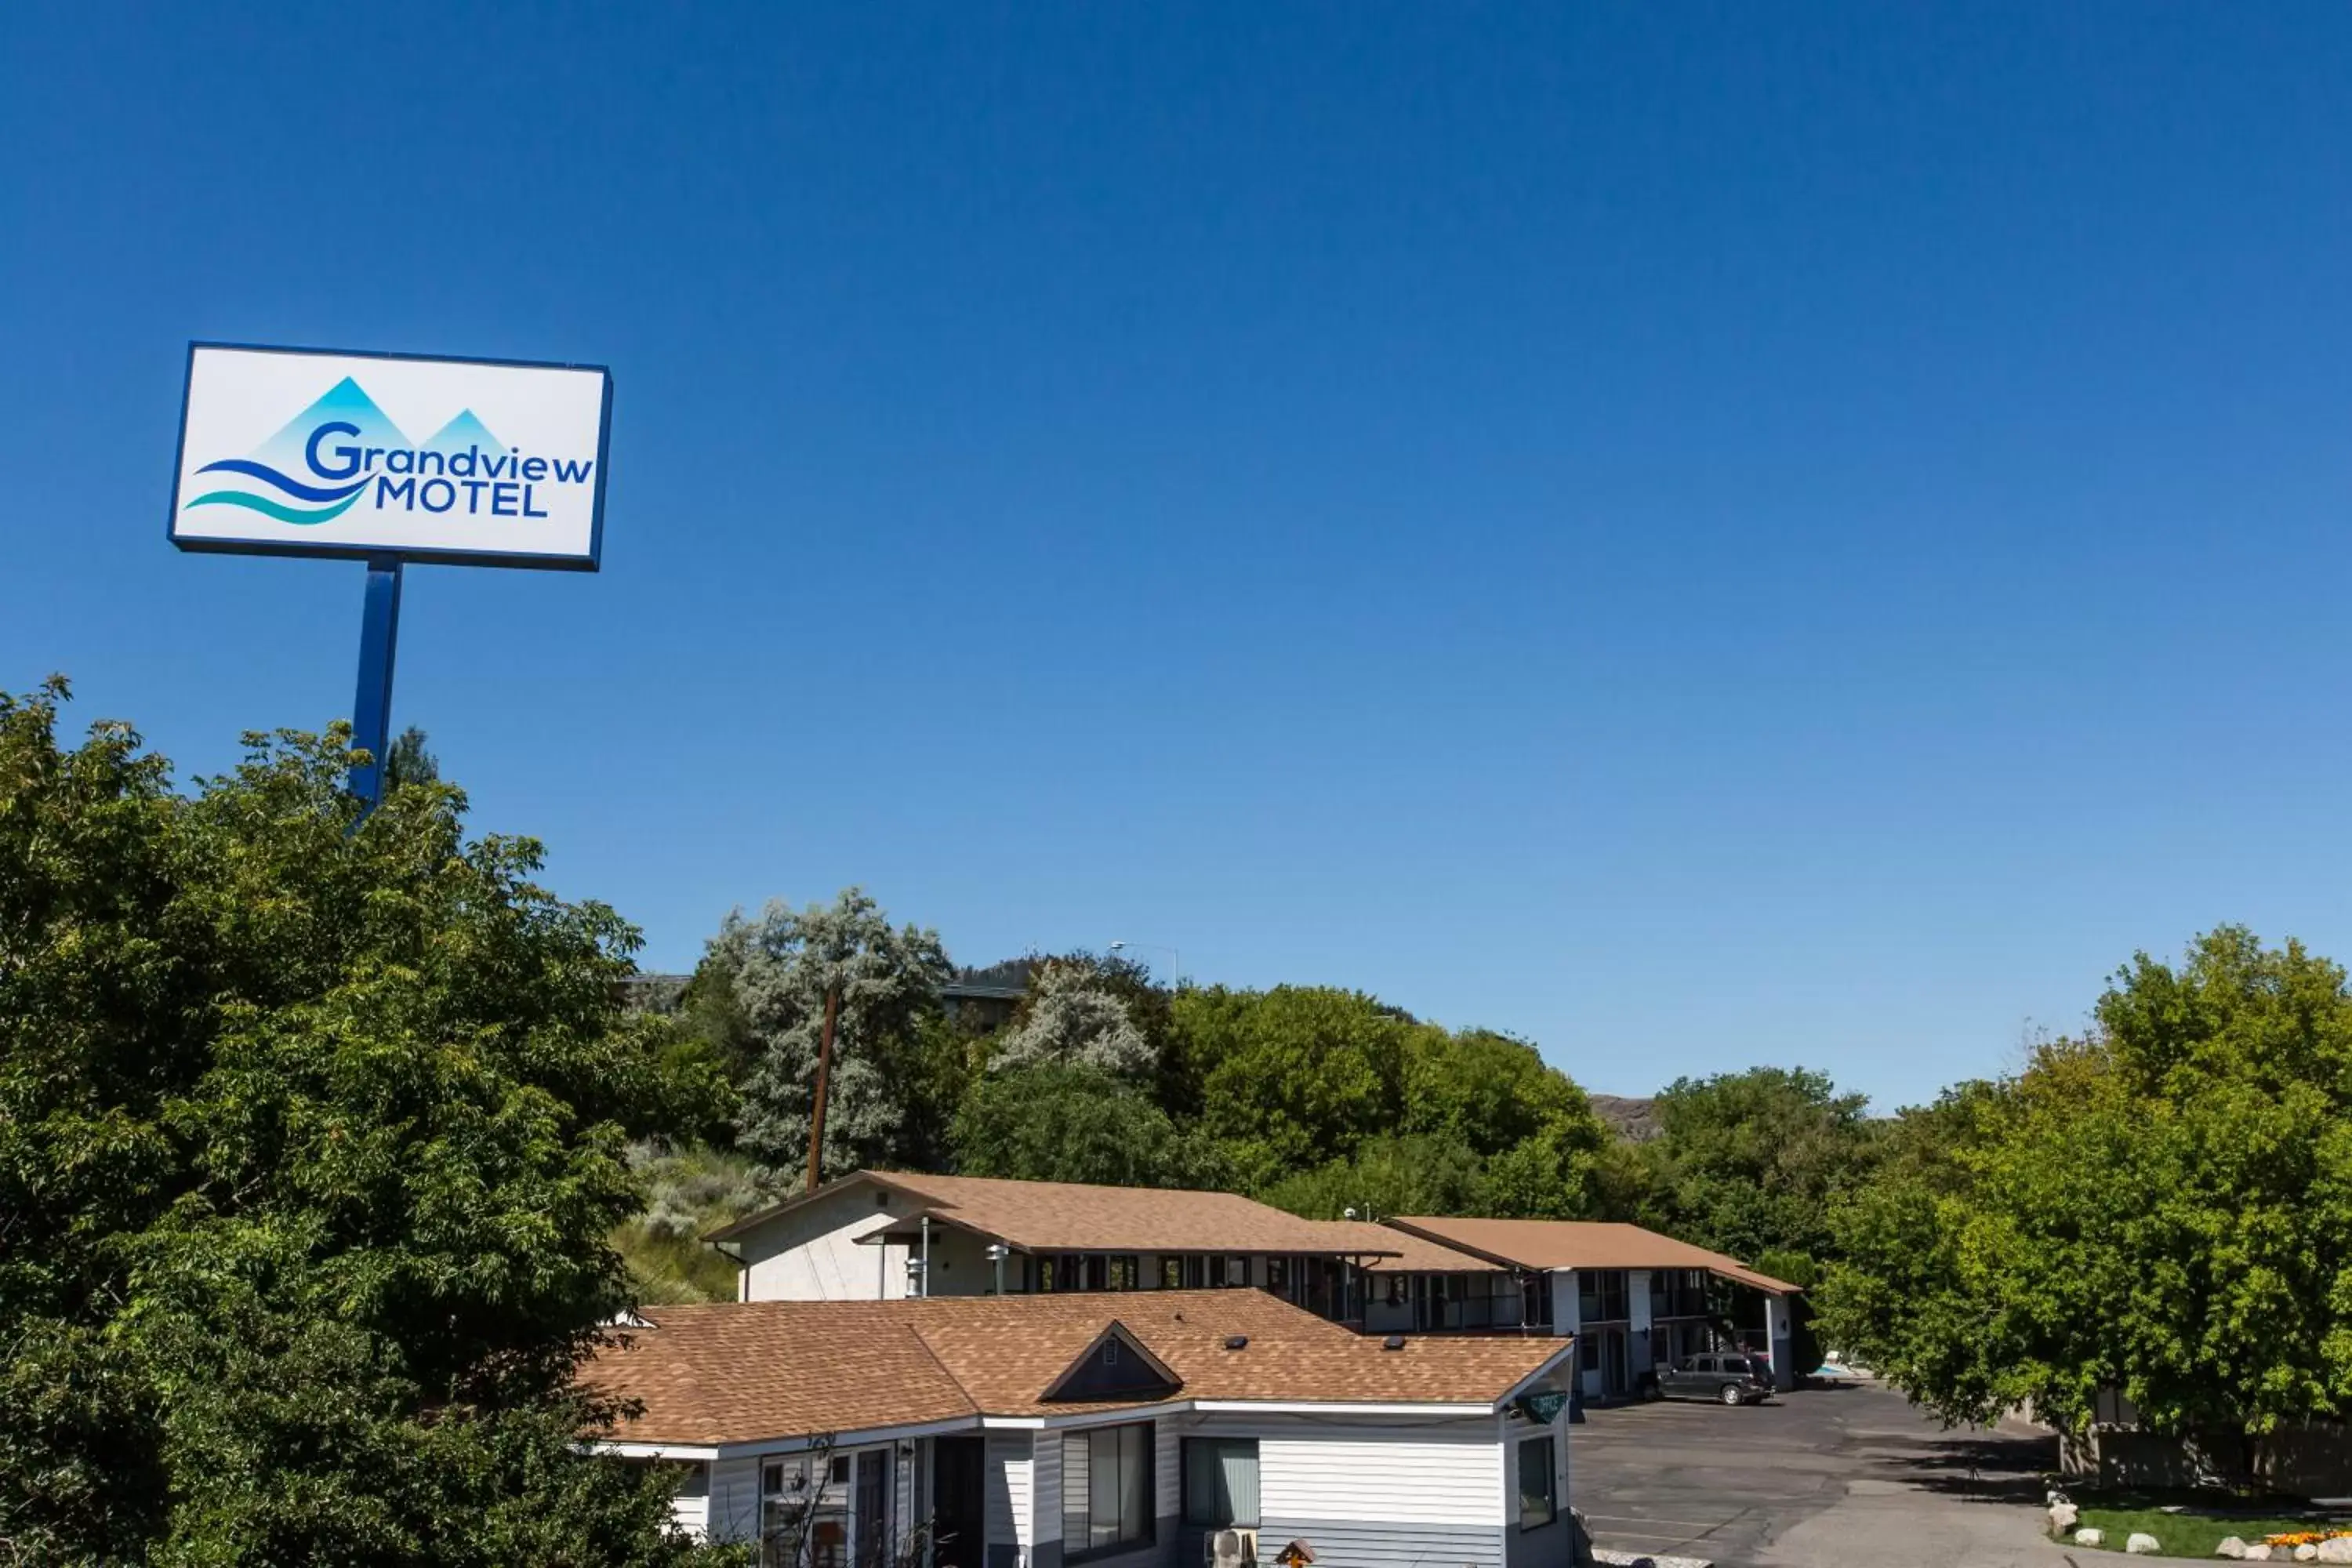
(2130, 1534), (2165, 1555)
(2077, 1530), (2105, 1547)
(2246, 1547), (2274, 1561)
(2295, 1546), (2318, 1563)
(2051, 1504), (2082, 1534)
(2216, 1540), (2246, 1559)
(2315, 1538), (2352, 1564)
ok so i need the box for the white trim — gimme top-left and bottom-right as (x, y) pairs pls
(595, 1439), (721, 1461)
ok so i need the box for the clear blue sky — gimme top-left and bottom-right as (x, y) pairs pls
(6, 3), (2350, 1111)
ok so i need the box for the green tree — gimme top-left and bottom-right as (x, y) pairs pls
(1635, 1066), (1879, 1266)
(727, 889), (954, 1180)
(1258, 1134), (1485, 1220)
(383, 723), (439, 787)
(1174, 985), (1414, 1190)
(0, 681), (734, 1566)
(1819, 927), (2352, 1457)
(952, 1064), (1229, 1189)
(677, 929), (761, 1087)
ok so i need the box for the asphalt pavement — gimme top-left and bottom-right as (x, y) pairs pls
(1571, 1379), (2062, 1568)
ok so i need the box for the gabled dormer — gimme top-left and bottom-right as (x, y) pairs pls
(1040, 1321), (1183, 1404)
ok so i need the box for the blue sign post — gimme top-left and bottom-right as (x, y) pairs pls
(348, 558), (405, 807)
(167, 343), (613, 815)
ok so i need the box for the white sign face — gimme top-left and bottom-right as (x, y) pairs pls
(169, 343), (612, 570)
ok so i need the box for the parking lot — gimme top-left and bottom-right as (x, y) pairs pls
(1572, 1380), (2060, 1567)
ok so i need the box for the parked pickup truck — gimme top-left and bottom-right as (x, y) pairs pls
(1642, 1352), (1776, 1406)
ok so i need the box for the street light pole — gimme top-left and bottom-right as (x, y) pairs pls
(805, 983), (838, 1194)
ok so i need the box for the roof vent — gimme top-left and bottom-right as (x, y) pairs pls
(1382, 1335), (1406, 1352)
(1224, 1334), (1248, 1351)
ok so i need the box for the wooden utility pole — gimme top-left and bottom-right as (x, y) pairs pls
(805, 984), (839, 1194)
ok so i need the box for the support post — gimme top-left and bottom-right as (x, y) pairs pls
(349, 557), (405, 809)
(806, 983), (839, 1193)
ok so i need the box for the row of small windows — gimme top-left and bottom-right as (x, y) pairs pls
(1033, 1254), (1269, 1292)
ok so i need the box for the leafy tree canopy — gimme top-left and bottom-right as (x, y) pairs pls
(1629, 1065), (1880, 1265)
(383, 724), (439, 788)
(1176, 985), (1417, 1190)
(1258, 1134), (1485, 1221)
(952, 1064), (1229, 1190)
(1818, 926), (2352, 1443)
(0, 680), (732, 1566)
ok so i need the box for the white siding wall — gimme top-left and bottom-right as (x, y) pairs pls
(1261, 1428), (1504, 1526)
(986, 1432), (1033, 1557)
(669, 1487), (710, 1541)
(1156, 1422), (1181, 1524)
(738, 1183), (913, 1301)
(707, 1456), (764, 1544)
(1033, 1428), (1062, 1550)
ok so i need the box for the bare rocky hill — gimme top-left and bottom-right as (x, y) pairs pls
(1589, 1093), (1661, 1142)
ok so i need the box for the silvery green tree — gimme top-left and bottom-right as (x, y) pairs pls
(728, 889), (953, 1181)
(986, 956), (1157, 1080)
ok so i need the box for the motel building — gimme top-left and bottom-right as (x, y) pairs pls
(587, 1288), (1577, 1568)
(704, 1172), (1800, 1399)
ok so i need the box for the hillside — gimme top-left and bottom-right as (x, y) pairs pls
(1589, 1093), (1661, 1142)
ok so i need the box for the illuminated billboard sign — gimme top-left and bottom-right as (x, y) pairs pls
(168, 343), (612, 570)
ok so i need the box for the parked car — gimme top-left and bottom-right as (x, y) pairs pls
(1641, 1352), (1776, 1406)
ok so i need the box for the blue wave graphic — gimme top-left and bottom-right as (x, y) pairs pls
(194, 457), (372, 503)
(183, 488), (367, 526)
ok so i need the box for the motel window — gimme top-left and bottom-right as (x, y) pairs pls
(1517, 1436), (1558, 1530)
(1265, 1257), (1289, 1294)
(761, 1457), (847, 1568)
(1577, 1269), (1628, 1323)
(1062, 1422), (1155, 1560)
(1385, 1274), (1408, 1307)
(1579, 1335), (1600, 1372)
(1161, 1256), (1185, 1290)
(1225, 1256), (1250, 1287)
(1521, 1271), (1553, 1329)
(1182, 1438), (1261, 1529)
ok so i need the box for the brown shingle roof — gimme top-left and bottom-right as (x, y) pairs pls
(710, 1170), (1400, 1259)
(1385, 1218), (1802, 1294)
(585, 1290), (1571, 1446)
(1321, 1221), (1510, 1273)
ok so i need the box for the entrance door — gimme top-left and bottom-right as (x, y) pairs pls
(931, 1438), (986, 1568)
(855, 1450), (893, 1568)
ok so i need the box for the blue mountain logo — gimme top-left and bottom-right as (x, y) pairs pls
(422, 408), (506, 459)
(183, 379), (510, 527)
